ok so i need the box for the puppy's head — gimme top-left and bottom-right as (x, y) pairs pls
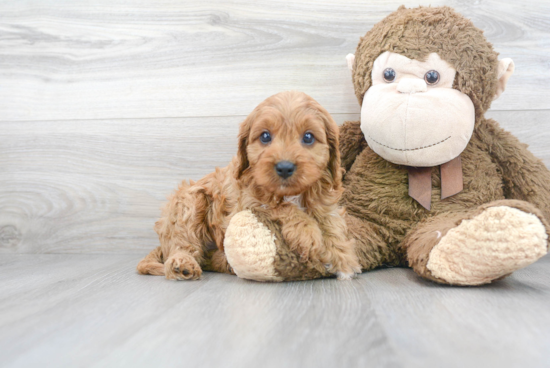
(235, 91), (341, 197)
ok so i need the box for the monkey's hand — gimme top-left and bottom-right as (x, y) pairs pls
(481, 118), (550, 221)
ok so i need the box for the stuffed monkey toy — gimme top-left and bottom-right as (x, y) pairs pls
(223, 6), (550, 285)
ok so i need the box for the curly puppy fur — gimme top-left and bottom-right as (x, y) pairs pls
(137, 91), (360, 280)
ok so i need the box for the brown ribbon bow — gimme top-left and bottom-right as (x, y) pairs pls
(406, 156), (463, 210)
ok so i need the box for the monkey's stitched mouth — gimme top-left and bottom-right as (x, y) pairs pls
(368, 135), (451, 151)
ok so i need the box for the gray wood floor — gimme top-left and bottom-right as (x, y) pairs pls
(1, 254), (549, 368)
(1, 1), (550, 367)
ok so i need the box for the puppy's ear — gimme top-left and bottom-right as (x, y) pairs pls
(321, 109), (343, 188)
(234, 114), (253, 179)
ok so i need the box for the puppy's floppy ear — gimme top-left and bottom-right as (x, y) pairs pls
(319, 107), (342, 187)
(234, 113), (253, 179)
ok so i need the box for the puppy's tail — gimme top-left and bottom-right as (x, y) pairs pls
(137, 246), (165, 276)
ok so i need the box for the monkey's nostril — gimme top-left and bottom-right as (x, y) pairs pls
(275, 161), (296, 179)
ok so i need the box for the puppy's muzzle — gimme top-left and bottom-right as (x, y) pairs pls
(275, 161), (296, 179)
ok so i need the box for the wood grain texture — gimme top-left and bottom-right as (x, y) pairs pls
(0, 0), (549, 121)
(1, 110), (548, 254)
(0, 253), (549, 368)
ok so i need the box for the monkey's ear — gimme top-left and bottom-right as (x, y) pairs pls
(493, 58), (514, 101)
(346, 53), (355, 72)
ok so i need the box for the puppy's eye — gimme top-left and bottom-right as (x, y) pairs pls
(259, 131), (272, 144)
(302, 132), (315, 145)
(383, 68), (396, 82)
(424, 70), (440, 85)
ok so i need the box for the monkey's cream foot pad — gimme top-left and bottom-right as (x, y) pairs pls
(427, 206), (548, 285)
(224, 210), (283, 282)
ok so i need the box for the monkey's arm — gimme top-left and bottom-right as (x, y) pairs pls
(478, 118), (550, 220)
(339, 120), (368, 172)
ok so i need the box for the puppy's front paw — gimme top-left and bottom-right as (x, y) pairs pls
(326, 257), (362, 281)
(165, 253), (202, 280)
(336, 271), (356, 281)
(286, 225), (323, 263)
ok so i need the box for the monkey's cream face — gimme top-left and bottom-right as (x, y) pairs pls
(361, 52), (475, 167)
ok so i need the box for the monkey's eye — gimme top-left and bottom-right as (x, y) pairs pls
(302, 132), (315, 145)
(424, 70), (440, 85)
(383, 68), (396, 82)
(260, 131), (272, 144)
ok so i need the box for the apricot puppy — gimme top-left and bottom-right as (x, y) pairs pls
(137, 91), (361, 280)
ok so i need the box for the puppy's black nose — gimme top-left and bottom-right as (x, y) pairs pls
(275, 161), (296, 179)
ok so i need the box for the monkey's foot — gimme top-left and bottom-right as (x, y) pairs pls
(427, 206), (548, 285)
(224, 210), (283, 282)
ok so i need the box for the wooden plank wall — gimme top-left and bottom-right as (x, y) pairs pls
(1, 0), (549, 254)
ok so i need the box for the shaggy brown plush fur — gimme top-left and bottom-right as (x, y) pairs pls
(137, 91), (360, 280)
(340, 6), (550, 284)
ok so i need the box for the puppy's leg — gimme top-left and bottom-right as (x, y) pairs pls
(155, 182), (214, 281)
(136, 246), (165, 276)
(275, 204), (360, 279)
(315, 210), (361, 280)
(275, 204), (324, 264)
(210, 249), (235, 274)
